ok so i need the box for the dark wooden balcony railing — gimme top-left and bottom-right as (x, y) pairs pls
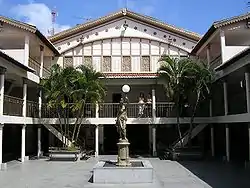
(3, 99), (175, 118)
(156, 102), (175, 117)
(28, 57), (51, 77)
(27, 100), (39, 117)
(3, 95), (23, 116)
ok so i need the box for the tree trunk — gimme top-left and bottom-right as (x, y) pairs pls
(176, 101), (183, 148)
(72, 101), (85, 142)
(188, 93), (200, 148)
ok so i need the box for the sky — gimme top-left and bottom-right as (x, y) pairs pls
(0, 0), (248, 36)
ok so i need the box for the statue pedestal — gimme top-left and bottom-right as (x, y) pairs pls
(117, 139), (131, 166)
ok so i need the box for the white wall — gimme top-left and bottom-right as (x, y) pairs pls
(1, 49), (25, 64)
(223, 46), (249, 63)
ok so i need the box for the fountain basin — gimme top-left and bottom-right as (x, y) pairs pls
(93, 160), (153, 184)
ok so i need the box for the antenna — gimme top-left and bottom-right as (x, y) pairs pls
(125, 0), (128, 8)
(48, 7), (57, 36)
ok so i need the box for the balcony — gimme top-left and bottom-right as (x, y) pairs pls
(2, 97), (175, 118)
(210, 55), (222, 70)
(28, 57), (50, 77)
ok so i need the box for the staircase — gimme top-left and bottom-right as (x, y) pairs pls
(43, 124), (72, 147)
(173, 124), (208, 149)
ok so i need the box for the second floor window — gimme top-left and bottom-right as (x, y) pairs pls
(64, 56), (73, 68)
(84, 56), (92, 67)
(102, 56), (111, 72)
(122, 56), (131, 72)
(141, 56), (150, 72)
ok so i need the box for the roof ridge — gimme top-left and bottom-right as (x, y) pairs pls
(49, 9), (201, 42)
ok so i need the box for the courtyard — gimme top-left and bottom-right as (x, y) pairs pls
(0, 156), (250, 188)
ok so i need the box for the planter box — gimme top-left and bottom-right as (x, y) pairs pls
(49, 148), (81, 161)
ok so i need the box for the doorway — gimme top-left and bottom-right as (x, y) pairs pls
(104, 125), (119, 154)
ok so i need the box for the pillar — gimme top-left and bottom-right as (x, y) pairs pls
(24, 35), (30, 66)
(37, 126), (41, 158)
(206, 45), (211, 65)
(152, 125), (156, 156)
(38, 89), (42, 118)
(96, 103), (99, 118)
(223, 81), (228, 116)
(0, 67), (6, 116)
(99, 125), (104, 154)
(22, 78), (27, 117)
(0, 124), (4, 170)
(152, 88), (156, 120)
(223, 80), (230, 162)
(149, 125), (152, 153)
(95, 125), (99, 157)
(39, 46), (44, 77)
(21, 125), (26, 162)
(152, 88), (156, 156)
(226, 124), (230, 162)
(220, 29), (226, 63)
(245, 72), (250, 161)
(209, 99), (215, 157)
(245, 72), (250, 113)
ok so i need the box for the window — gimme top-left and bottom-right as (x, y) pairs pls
(141, 56), (150, 72)
(102, 56), (111, 72)
(64, 56), (73, 67)
(122, 56), (131, 72)
(84, 56), (92, 67)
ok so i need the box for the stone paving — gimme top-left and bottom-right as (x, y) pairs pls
(0, 155), (248, 188)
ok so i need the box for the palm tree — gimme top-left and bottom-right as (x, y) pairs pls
(186, 60), (214, 146)
(41, 64), (106, 148)
(158, 56), (196, 147)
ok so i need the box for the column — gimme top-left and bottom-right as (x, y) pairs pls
(245, 72), (250, 112)
(0, 67), (6, 116)
(152, 88), (156, 156)
(0, 124), (4, 169)
(37, 126), (41, 158)
(38, 89), (42, 118)
(95, 103), (99, 118)
(21, 125), (26, 162)
(24, 35), (30, 66)
(39, 46), (44, 77)
(152, 88), (156, 120)
(223, 81), (228, 116)
(206, 45), (211, 65)
(245, 72), (250, 161)
(149, 125), (152, 153)
(223, 80), (230, 162)
(209, 99), (215, 157)
(22, 78), (27, 117)
(99, 125), (104, 154)
(95, 125), (99, 157)
(152, 125), (157, 156)
(220, 30), (226, 63)
(226, 124), (230, 162)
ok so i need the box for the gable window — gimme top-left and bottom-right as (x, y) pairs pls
(141, 56), (150, 72)
(122, 56), (131, 72)
(102, 56), (111, 72)
(64, 56), (73, 68)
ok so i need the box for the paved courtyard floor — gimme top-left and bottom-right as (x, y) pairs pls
(0, 155), (249, 188)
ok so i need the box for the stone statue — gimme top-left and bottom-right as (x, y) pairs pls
(115, 96), (129, 141)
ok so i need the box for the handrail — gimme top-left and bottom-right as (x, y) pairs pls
(4, 95), (24, 102)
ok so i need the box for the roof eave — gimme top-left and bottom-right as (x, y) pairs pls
(35, 30), (60, 56)
(191, 25), (216, 55)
